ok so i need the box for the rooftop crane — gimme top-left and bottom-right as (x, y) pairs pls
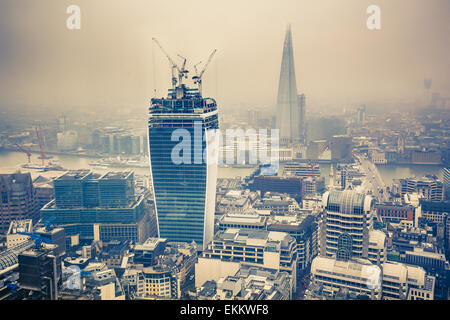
(18, 232), (53, 250)
(152, 38), (187, 90)
(35, 127), (45, 166)
(43, 216), (57, 231)
(177, 54), (189, 80)
(192, 49), (217, 95)
(14, 143), (31, 163)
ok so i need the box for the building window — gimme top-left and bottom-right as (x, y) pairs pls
(1, 192), (7, 204)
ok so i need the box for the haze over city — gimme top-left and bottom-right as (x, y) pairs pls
(0, 0), (449, 306)
(1, 0), (450, 113)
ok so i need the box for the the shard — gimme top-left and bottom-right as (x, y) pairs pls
(276, 24), (305, 143)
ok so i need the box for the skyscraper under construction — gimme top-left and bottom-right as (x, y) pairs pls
(148, 40), (219, 250)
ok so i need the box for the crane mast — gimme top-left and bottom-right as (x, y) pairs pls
(14, 143), (31, 163)
(152, 37), (217, 97)
(35, 127), (45, 166)
(192, 49), (217, 95)
(152, 38), (187, 89)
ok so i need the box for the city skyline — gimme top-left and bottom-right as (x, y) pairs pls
(0, 0), (450, 111)
(0, 0), (449, 304)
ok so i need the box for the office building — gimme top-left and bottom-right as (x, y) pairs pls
(310, 256), (382, 299)
(321, 190), (374, 260)
(375, 203), (417, 225)
(0, 173), (40, 234)
(330, 135), (353, 163)
(283, 161), (320, 178)
(443, 167), (450, 200)
(267, 214), (317, 272)
(196, 228), (298, 296)
(133, 238), (168, 267)
(41, 170), (149, 243)
(18, 245), (62, 300)
(218, 212), (268, 231)
(251, 176), (303, 202)
(381, 262), (435, 300)
(396, 176), (444, 201)
(148, 72), (219, 251)
(200, 265), (291, 300)
(123, 241), (197, 300)
(6, 219), (32, 249)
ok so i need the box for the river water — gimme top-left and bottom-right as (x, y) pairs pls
(0, 151), (443, 185)
(0, 151), (256, 179)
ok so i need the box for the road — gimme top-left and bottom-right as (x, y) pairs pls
(355, 154), (390, 203)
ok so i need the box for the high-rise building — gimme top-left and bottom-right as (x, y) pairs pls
(276, 24), (305, 143)
(320, 190), (375, 260)
(18, 244), (63, 300)
(443, 167), (450, 200)
(0, 173), (40, 234)
(148, 72), (219, 250)
(41, 170), (150, 243)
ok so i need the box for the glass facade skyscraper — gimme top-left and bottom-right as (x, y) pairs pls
(276, 24), (305, 143)
(148, 84), (219, 250)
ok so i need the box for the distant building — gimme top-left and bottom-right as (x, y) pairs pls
(253, 194), (300, 214)
(251, 176), (303, 202)
(0, 173), (40, 234)
(369, 149), (387, 165)
(330, 135), (353, 163)
(32, 175), (54, 210)
(283, 161), (320, 178)
(6, 219), (32, 249)
(375, 203), (416, 225)
(216, 190), (253, 215)
(41, 170), (150, 243)
(396, 176), (444, 201)
(302, 177), (325, 196)
(306, 140), (328, 159)
(276, 24), (305, 143)
(443, 167), (450, 200)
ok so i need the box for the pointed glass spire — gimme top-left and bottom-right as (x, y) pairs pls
(276, 24), (303, 142)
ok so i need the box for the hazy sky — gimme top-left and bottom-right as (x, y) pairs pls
(0, 0), (449, 113)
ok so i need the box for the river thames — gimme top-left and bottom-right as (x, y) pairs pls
(0, 150), (444, 185)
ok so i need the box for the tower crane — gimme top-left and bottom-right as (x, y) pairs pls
(152, 38), (188, 90)
(18, 232), (53, 250)
(35, 127), (46, 166)
(14, 143), (31, 163)
(192, 49), (217, 95)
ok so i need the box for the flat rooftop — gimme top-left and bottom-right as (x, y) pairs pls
(57, 170), (91, 181)
(134, 237), (167, 251)
(99, 171), (133, 180)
